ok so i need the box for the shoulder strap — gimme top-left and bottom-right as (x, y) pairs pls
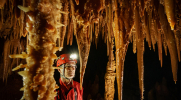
(74, 88), (77, 100)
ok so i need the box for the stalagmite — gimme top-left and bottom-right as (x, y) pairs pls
(104, 39), (115, 100)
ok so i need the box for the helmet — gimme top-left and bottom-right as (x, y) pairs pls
(56, 54), (77, 67)
(56, 54), (77, 79)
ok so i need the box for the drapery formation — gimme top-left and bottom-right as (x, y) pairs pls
(0, 0), (181, 100)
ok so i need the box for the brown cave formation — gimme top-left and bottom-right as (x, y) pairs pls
(0, 0), (181, 100)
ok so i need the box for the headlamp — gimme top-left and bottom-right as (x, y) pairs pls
(70, 54), (77, 59)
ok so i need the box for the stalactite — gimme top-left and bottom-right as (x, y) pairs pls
(75, 0), (79, 5)
(15, 0), (20, 19)
(90, 23), (93, 42)
(122, 0), (132, 35)
(70, 19), (74, 46)
(94, 36), (98, 49)
(164, 0), (176, 30)
(10, 40), (19, 76)
(135, 5), (144, 100)
(133, 30), (137, 54)
(15, 21), (20, 39)
(108, 1), (112, 43)
(88, 21), (91, 40)
(175, 31), (180, 62)
(153, 19), (158, 42)
(60, 0), (69, 47)
(102, 25), (105, 39)
(106, 5), (108, 29)
(26, 32), (29, 47)
(143, 10), (152, 49)
(158, 4), (178, 83)
(0, 18), (2, 30)
(113, 0), (124, 100)
(9, 1), (13, 28)
(104, 29), (107, 43)
(99, 15), (102, 34)
(3, 40), (10, 82)
(136, 31), (144, 100)
(140, 0), (145, 17)
(69, 25), (73, 46)
(129, 32), (133, 43)
(76, 26), (91, 90)
(149, 10), (156, 51)
(101, 14), (106, 40)
(1, 9), (4, 25)
(141, 21), (146, 53)
(180, 38), (181, 52)
(107, 37), (109, 56)
(95, 24), (98, 38)
(162, 34), (168, 56)
(0, 0), (7, 8)
(135, 6), (141, 42)
(158, 30), (163, 67)
(67, 18), (73, 45)
(92, 22), (95, 34)
(20, 0), (25, 37)
(70, 0), (77, 35)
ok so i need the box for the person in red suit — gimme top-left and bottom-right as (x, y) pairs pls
(55, 54), (83, 100)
